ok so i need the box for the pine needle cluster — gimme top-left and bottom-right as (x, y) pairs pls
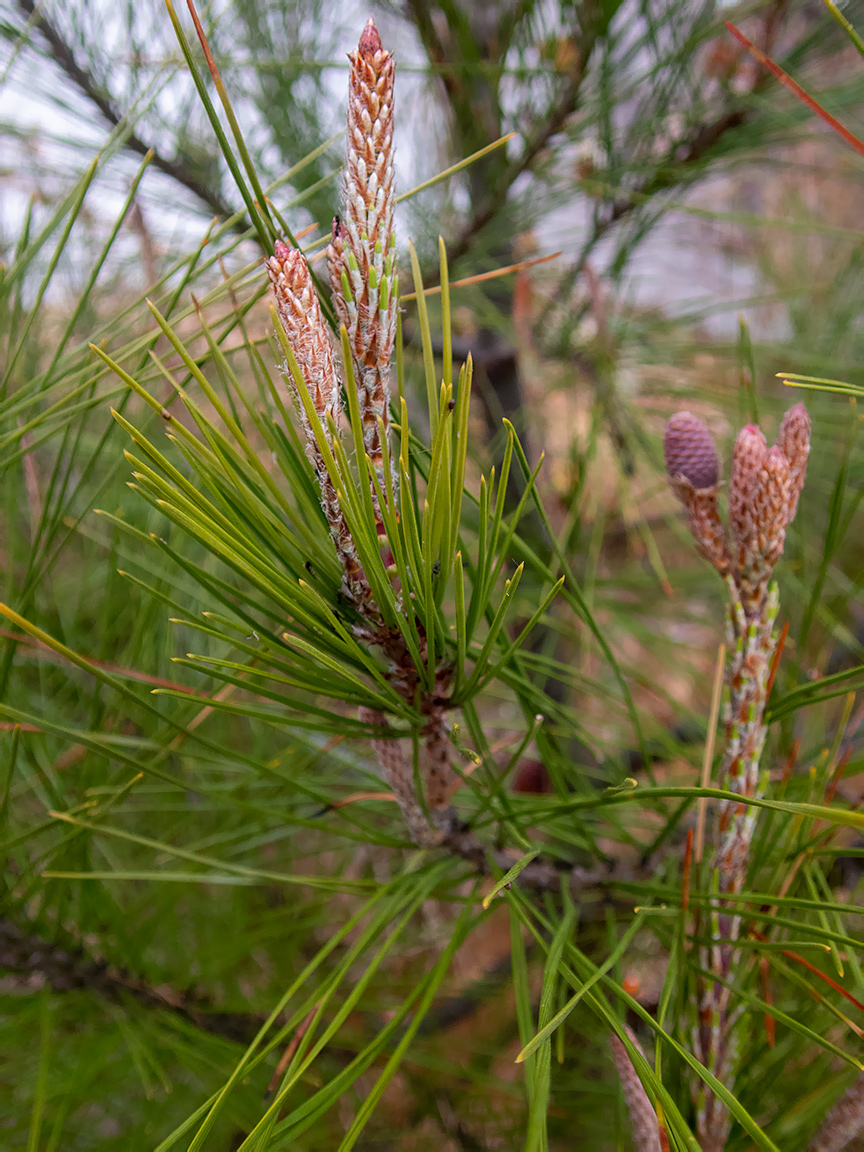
(1, 4), (864, 1151)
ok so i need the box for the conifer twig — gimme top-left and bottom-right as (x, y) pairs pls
(807, 1077), (864, 1152)
(609, 1027), (662, 1152)
(665, 403), (811, 1150)
(358, 707), (441, 847)
(269, 16), (462, 837)
(0, 918), (262, 1044)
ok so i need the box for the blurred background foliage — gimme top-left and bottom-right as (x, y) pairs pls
(2, 0), (864, 1148)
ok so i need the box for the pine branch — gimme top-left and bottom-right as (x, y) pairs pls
(402, 0), (468, 122)
(0, 917), (263, 1044)
(0, 913), (518, 1052)
(537, 0), (797, 340)
(404, 0), (597, 266)
(442, 824), (641, 897)
(445, 50), (599, 269)
(15, 0), (240, 226)
(536, 105), (748, 340)
(665, 405), (811, 1150)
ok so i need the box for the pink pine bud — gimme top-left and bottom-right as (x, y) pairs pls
(664, 413), (728, 573)
(753, 446), (792, 569)
(776, 402), (810, 524)
(664, 412), (720, 489)
(776, 402), (810, 467)
(736, 444), (791, 615)
(729, 423), (767, 570)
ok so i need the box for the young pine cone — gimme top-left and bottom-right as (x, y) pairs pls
(664, 411), (720, 489)
(664, 412), (729, 574)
